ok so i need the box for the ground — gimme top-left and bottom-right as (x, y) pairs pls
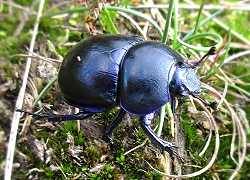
(0, 0), (250, 179)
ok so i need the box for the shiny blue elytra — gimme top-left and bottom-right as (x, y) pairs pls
(58, 35), (144, 112)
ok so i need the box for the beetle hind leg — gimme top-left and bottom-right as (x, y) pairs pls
(140, 114), (180, 159)
(104, 109), (126, 144)
(16, 109), (94, 122)
(46, 111), (94, 122)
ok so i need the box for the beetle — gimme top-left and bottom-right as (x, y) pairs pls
(19, 35), (215, 157)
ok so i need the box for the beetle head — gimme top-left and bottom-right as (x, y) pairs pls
(170, 63), (201, 97)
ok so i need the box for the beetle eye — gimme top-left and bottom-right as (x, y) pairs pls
(176, 62), (183, 66)
(180, 85), (189, 96)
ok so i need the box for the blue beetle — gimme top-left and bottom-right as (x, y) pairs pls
(19, 35), (215, 156)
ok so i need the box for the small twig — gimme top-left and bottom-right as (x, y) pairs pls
(20, 79), (40, 136)
(147, 0), (166, 30)
(106, 6), (163, 37)
(216, 68), (250, 97)
(235, 106), (250, 131)
(131, 3), (250, 12)
(216, 80), (228, 110)
(183, 164), (202, 168)
(157, 104), (166, 137)
(58, 163), (67, 179)
(230, 105), (239, 165)
(189, 96), (197, 111)
(223, 50), (250, 65)
(4, 1), (45, 180)
(124, 139), (148, 156)
(222, 89), (249, 101)
(14, 11), (29, 36)
(199, 121), (213, 157)
(15, 53), (62, 63)
(124, 125), (158, 156)
(229, 42), (250, 50)
(117, 11), (147, 39)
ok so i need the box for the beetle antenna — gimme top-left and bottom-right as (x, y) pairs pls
(190, 94), (217, 109)
(191, 46), (216, 68)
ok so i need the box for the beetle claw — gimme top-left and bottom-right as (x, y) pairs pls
(160, 139), (178, 149)
(162, 142), (177, 152)
(162, 142), (184, 162)
(172, 150), (184, 162)
(16, 109), (49, 119)
(103, 134), (114, 145)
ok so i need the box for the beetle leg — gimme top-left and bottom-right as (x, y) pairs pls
(46, 112), (94, 122)
(171, 97), (176, 114)
(16, 109), (93, 122)
(104, 109), (126, 143)
(140, 114), (178, 157)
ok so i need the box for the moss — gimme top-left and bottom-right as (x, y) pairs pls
(89, 164), (115, 179)
(84, 144), (101, 164)
(0, 34), (30, 63)
(181, 114), (203, 151)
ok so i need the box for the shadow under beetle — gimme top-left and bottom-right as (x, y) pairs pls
(19, 35), (215, 157)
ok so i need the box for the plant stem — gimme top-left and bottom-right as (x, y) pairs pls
(4, 1), (45, 179)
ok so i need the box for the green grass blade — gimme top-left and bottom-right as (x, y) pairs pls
(100, 7), (119, 34)
(162, 0), (174, 44)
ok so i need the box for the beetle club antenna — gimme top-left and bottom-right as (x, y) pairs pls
(191, 46), (216, 68)
(190, 94), (217, 109)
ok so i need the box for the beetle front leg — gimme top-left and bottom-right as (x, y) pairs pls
(104, 109), (126, 143)
(139, 114), (178, 157)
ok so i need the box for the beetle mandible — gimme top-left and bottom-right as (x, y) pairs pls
(20, 35), (215, 156)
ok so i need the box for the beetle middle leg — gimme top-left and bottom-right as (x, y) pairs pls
(139, 113), (179, 158)
(104, 109), (126, 144)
